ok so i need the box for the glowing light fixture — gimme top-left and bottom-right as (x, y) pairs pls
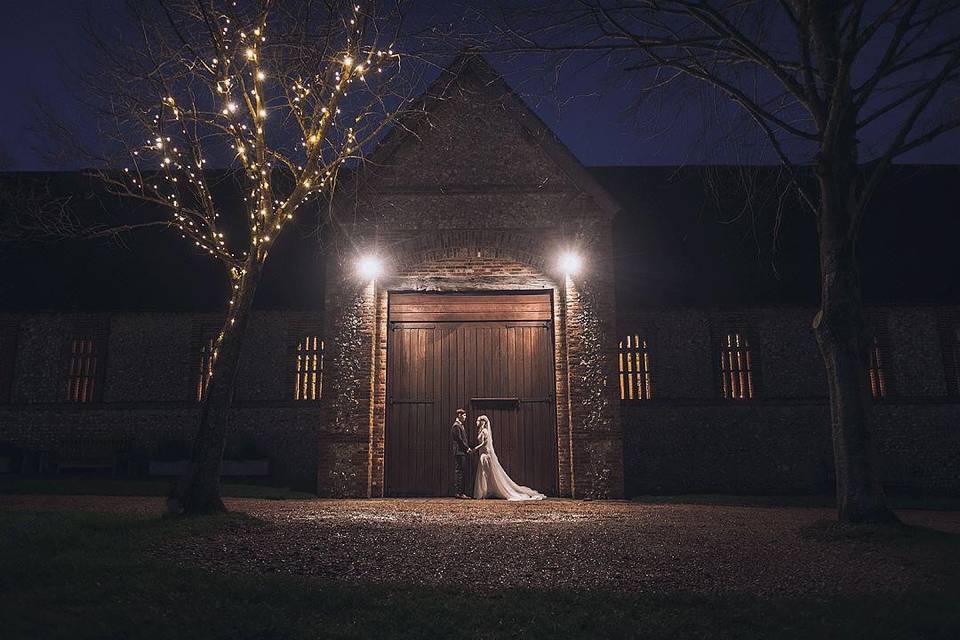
(357, 254), (383, 279)
(559, 251), (583, 275)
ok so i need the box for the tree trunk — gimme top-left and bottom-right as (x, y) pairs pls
(812, 168), (897, 524)
(173, 257), (264, 515)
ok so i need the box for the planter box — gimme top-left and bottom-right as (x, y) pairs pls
(148, 459), (270, 477)
(148, 460), (187, 476)
(221, 459), (270, 476)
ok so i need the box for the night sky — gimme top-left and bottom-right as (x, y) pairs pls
(2, 1), (958, 313)
(4, 0), (959, 170)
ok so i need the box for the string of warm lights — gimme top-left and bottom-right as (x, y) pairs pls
(116, 1), (400, 367)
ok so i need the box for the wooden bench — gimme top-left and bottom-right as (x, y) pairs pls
(54, 438), (126, 475)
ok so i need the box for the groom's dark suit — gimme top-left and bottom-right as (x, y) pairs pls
(451, 418), (470, 496)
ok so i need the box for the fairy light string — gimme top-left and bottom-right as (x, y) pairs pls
(119, 1), (399, 367)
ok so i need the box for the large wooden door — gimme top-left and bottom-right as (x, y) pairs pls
(385, 292), (558, 497)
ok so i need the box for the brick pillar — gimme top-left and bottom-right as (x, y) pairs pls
(317, 263), (377, 497)
(564, 262), (624, 499)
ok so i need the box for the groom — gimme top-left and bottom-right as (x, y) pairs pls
(450, 408), (472, 499)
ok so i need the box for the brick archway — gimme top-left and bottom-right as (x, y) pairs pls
(387, 230), (556, 277)
(319, 232), (623, 501)
(365, 244), (573, 498)
(383, 291), (559, 497)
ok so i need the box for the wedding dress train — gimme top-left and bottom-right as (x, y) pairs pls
(472, 415), (545, 501)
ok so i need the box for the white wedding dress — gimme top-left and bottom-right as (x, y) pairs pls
(472, 415), (545, 501)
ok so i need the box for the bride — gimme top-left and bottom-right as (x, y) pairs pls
(472, 415), (545, 501)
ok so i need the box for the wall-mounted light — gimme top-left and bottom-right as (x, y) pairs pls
(559, 251), (583, 275)
(357, 254), (383, 280)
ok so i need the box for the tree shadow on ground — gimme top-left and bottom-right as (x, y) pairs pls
(800, 518), (960, 545)
(1, 510), (958, 639)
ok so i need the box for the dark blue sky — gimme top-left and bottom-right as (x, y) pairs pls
(3, 0), (958, 170)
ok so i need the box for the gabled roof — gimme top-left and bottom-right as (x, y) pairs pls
(2, 165), (958, 312)
(598, 164), (960, 307)
(336, 52), (621, 219)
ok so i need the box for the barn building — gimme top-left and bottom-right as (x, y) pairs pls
(1, 55), (959, 498)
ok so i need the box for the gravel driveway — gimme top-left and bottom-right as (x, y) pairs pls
(3, 495), (958, 597)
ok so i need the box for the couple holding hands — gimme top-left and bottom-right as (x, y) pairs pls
(450, 408), (545, 501)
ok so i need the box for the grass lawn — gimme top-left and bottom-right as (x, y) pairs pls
(0, 475), (314, 500)
(1, 507), (958, 639)
(6, 474), (958, 513)
(631, 492), (960, 511)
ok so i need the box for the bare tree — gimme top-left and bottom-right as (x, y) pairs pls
(483, 0), (960, 522)
(0, 174), (180, 248)
(0, 178), (73, 245)
(54, 0), (411, 514)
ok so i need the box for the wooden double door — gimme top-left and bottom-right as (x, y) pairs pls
(385, 292), (558, 497)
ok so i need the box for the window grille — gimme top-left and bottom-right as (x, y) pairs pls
(618, 334), (652, 401)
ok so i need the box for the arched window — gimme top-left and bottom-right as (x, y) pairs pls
(196, 336), (216, 402)
(65, 334), (106, 403)
(938, 320), (960, 397)
(293, 335), (323, 401)
(619, 335), (652, 401)
(0, 323), (16, 404)
(952, 327), (960, 396)
(719, 332), (754, 400)
(868, 335), (888, 399)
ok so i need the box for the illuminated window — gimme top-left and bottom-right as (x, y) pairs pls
(619, 335), (652, 400)
(66, 336), (104, 403)
(0, 327), (17, 404)
(294, 336), (323, 400)
(867, 335), (887, 399)
(938, 321), (960, 397)
(719, 332), (754, 400)
(952, 327), (960, 396)
(196, 336), (216, 402)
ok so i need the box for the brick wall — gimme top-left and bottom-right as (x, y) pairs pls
(4, 300), (954, 498)
(319, 234), (623, 499)
(7, 54), (954, 500)
(0, 310), (323, 489)
(316, 57), (623, 498)
(617, 305), (960, 496)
